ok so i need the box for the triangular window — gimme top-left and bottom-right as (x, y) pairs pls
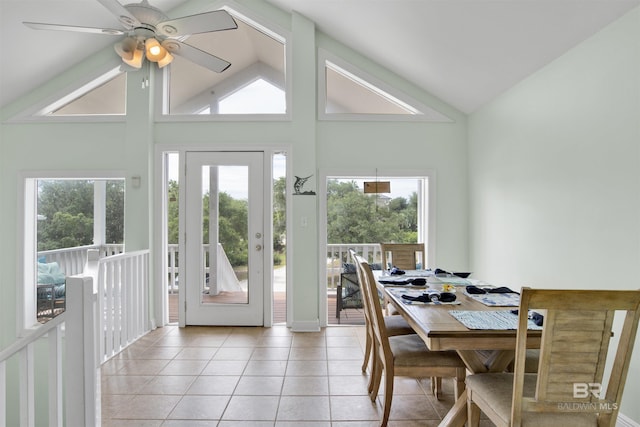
(36, 68), (126, 117)
(164, 8), (288, 117)
(319, 51), (451, 122)
(325, 61), (418, 115)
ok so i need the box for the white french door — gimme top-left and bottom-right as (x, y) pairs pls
(183, 151), (265, 325)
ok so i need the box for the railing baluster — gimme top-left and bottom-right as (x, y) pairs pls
(168, 246), (177, 293)
(18, 343), (34, 427)
(48, 325), (63, 427)
(115, 260), (123, 350)
(105, 262), (114, 359)
(0, 360), (5, 427)
(97, 263), (106, 364)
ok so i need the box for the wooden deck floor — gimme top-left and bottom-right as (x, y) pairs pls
(168, 291), (364, 325)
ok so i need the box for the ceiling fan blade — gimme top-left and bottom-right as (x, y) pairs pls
(163, 40), (231, 73)
(23, 22), (124, 35)
(156, 10), (237, 38)
(96, 0), (141, 28)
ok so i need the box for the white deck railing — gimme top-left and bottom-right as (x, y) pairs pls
(0, 276), (98, 427)
(2, 249), (149, 426)
(96, 250), (150, 363)
(38, 244), (124, 277)
(326, 243), (382, 289)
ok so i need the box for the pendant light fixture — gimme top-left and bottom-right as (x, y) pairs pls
(364, 169), (391, 194)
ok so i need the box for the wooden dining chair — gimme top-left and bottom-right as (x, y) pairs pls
(353, 253), (466, 427)
(348, 250), (414, 375)
(380, 243), (425, 271)
(379, 243), (426, 316)
(349, 249), (444, 398)
(466, 287), (640, 427)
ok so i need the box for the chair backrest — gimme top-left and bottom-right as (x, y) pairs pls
(512, 287), (640, 427)
(380, 243), (425, 270)
(353, 253), (391, 353)
(349, 249), (372, 331)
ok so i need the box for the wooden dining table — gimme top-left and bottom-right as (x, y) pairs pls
(378, 274), (542, 427)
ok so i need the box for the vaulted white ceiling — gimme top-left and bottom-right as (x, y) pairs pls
(1, 0), (638, 113)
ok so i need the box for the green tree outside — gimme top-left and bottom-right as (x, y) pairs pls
(326, 179), (417, 244)
(37, 180), (124, 251)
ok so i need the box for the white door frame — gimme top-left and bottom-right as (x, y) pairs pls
(184, 151), (265, 325)
(154, 144), (292, 328)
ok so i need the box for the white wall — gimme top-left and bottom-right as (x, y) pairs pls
(468, 7), (640, 422)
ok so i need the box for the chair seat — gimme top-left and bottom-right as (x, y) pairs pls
(384, 315), (414, 336)
(466, 373), (597, 427)
(389, 335), (465, 368)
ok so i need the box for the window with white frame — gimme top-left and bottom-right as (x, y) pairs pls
(318, 50), (452, 122)
(20, 176), (124, 329)
(163, 8), (288, 116)
(7, 66), (127, 121)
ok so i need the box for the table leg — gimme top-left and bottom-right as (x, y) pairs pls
(485, 349), (515, 372)
(456, 350), (491, 373)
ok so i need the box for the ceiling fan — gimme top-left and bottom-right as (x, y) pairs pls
(23, 0), (238, 72)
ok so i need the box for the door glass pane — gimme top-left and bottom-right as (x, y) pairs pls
(201, 165), (249, 304)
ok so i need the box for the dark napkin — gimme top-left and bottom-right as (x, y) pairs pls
(466, 285), (517, 294)
(402, 292), (456, 303)
(379, 278), (426, 286)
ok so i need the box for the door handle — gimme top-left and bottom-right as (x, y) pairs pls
(255, 244), (262, 251)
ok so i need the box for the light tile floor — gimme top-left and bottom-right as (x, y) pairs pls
(101, 325), (494, 426)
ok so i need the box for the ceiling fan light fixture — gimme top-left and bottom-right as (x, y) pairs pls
(114, 37), (138, 61)
(157, 51), (173, 68)
(122, 46), (144, 69)
(145, 37), (168, 62)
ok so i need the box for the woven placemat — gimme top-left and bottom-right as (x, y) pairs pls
(449, 310), (542, 330)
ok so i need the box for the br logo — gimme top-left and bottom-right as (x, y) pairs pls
(573, 383), (602, 398)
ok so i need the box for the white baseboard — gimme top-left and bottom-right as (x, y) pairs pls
(290, 320), (320, 332)
(618, 413), (640, 427)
